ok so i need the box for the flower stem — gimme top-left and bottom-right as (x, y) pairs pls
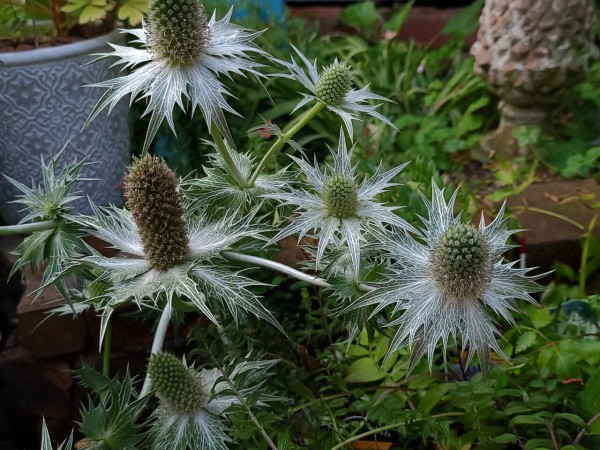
(222, 250), (329, 287)
(248, 101), (325, 186)
(220, 250), (375, 292)
(330, 412), (462, 450)
(579, 215), (597, 298)
(141, 302), (173, 397)
(102, 320), (112, 376)
(0, 220), (56, 235)
(205, 350), (279, 450)
(210, 122), (248, 188)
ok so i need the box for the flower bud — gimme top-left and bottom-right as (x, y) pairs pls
(315, 61), (353, 106)
(428, 223), (493, 299)
(148, 352), (206, 416)
(146, 0), (210, 66)
(322, 174), (358, 218)
(124, 155), (188, 272)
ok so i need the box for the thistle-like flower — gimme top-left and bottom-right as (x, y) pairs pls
(148, 352), (277, 450)
(350, 183), (544, 373)
(267, 130), (415, 275)
(71, 155), (282, 342)
(85, 0), (267, 151)
(4, 149), (91, 294)
(277, 46), (397, 140)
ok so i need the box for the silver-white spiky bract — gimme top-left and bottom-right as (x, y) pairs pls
(267, 129), (415, 276)
(276, 46), (398, 140)
(150, 356), (278, 450)
(350, 182), (544, 373)
(71, 204), (283, 343)
(85, 6), (267, 152)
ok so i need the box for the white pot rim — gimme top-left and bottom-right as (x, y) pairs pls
(0, 29), (125, 68)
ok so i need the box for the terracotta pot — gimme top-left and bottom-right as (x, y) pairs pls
(0, 30), (130, 224)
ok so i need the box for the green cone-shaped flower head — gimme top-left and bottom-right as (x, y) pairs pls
(428, 223), (493, 299)
(148, 352), (207, 416)
(146, 0), (210, 66)
(322, 174), (358, 218)
(124, 154), (188, 272)
(315, 61), (353, 106)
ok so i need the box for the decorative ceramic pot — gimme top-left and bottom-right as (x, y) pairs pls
(471, 0), (598, 158)
(0, 30), (130, 224)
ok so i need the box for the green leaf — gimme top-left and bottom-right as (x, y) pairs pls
(553, 413), (587, 428)
(373, 335), (390, 362)
(530, 307), (552, 329)
(117, 0), (147, 25)
(509, 414), (547, 427)
(419, 383), (454, 413)
(346, 344), (369, 357)
(580, 371), (600, 418)
(442, 0), (483, 38)
(516, 331), (537, 353)
(384, 0), (414, 33)
(538, 346), (555, 368)
(523, 441), (553, 450)
(75, 365), (111, 394)
(491, 433), (517, 444)
(555, 350), (581, 380)
(340, 2), (379, 29)
(590, 420), (600, 435)
(79, 4), (107, 22)
(345, 357), (386, 383)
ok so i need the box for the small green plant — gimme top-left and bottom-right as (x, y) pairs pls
(0, 0), (146, 43)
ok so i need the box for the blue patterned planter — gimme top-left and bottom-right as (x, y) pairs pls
(0, 31), (130, 224)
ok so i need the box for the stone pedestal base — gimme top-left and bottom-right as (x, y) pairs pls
(475, 102), (553, 160)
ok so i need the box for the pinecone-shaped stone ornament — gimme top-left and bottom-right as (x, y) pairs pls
(471, 0), (598, 158)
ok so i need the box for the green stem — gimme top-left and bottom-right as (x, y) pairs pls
(0, 220), (56, 235)
(102, 320), (111, 376)
(579, 215), (597, 298)
(210, 123), (248, 188)
(330, 412), (461, 450)
(523, 207), (585, 231)
(248, 102), (325, 186)
(205, 347), (279, 450)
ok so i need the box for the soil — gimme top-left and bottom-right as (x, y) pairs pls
(0, 22), (114, 53)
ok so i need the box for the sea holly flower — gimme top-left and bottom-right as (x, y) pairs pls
(350, 182), (544, 373)
(85, 0), (268, 151)
(70, 155), (282, 342)
(267, 130), (415, 276)
(276, 46), (397, 140)
(4, 149), (91, 297)
(148, 352), (277, 450)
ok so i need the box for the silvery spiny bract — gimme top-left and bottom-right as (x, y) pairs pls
(148, 352), (277, 450)
(267, 129), (416, 275)
(349, 183), (545, 373)
(69, 154), (282, 343)
(276, 46), (398, 140)
(85, 0), (267, 151)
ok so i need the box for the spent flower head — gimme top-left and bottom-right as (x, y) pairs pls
(277, 46), (397, 140)
(70, 155), (282, 343)
(148, 352), (277, 450)
(267, 130), (415, 275)
(350, 182), (544, 373)
(85, 0), (268, 151)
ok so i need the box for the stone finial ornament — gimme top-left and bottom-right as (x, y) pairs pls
(471, 0), (598, 158)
